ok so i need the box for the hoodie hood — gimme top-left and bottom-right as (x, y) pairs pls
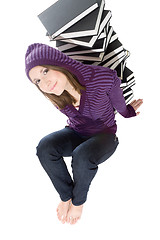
(25, 43), (93, 85)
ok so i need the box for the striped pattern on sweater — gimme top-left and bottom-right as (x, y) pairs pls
(60, 65), (121, 136)
(25, 43), (136, 136)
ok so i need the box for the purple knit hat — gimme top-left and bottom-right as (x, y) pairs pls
(25, 43), (91, 83)
(25, 43), (58, 80)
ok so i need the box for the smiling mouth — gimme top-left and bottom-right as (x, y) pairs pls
(50, 82), (57, 91)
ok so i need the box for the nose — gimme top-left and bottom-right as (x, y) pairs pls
(43, 79), (51, 90)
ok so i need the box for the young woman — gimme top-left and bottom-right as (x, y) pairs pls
(25, 43), (143, 225)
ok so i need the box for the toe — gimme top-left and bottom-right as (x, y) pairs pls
(72, 218), (77, 225)
(66, 215), (70, 224)
(71, 217), (78, 225)
(61, 215), (66, 224)
(74, 218), (78, 224)
(69, 216), (73, 224)
(70, 218), (74, 225)
(57, 212), (62, 221)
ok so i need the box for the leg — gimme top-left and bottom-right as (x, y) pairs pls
(36, 127), (85, 223)
(72, 132), (119, 205)
(36, 126), (85, 202)
(67, 132), (119, 224)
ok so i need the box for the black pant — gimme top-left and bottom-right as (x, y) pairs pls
(36, 126), (119, 206)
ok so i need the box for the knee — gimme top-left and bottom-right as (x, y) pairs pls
(72, 146), (94, 170)
(36, 136), (48, 159)
(36, 134), (56, 160)
(72, 147), (85, 164)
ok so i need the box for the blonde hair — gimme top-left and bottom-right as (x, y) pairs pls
(35, 65), (86, 110)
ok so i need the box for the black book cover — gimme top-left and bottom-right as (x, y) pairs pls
(55, 10), (111, 47)
(103, 39), (123, 61)
(56, 41), (77, 52)
(123, 66), (134, 82)
(55, 0), (105, 39)
(103, 51), (126, 69)
(56, 27), (107, 47)
(115, 62), (126, 85)
(38, 0), (103, 39)
(62, 37), (107, 55)
(70, 51), (105, 61)
(109, 30), (118, 43)
(124, 92), (134, 103)
(123, 87), (133, 98)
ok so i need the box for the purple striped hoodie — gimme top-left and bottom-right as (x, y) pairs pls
(25, 43), (136, 136)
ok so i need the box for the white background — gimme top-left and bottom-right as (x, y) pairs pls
(1, 0), (160, 239)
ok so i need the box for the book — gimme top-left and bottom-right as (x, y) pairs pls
(114, 62), (136, 89)
(38, 0), (103, 39)
(54, 0), (105, 39)
(122, 49), (130, 62)
(60, 25), (114, 56)
(122, 81), (136, 91)
(115, 61), (126, 86)
(123, 66), (134, 82)
(102, 39), (124, 62)
(103, 51), (126, 68)
(70, 51), (105, 61)
(56, 27), (107, 47)
(55, 10), (111, 47)
(124, 92), (134, 104)
(80, 36), (121, 62)
(62, 37), (107, 55)
(81, 37), (124, 64)
(123, 87), (133, 98)
(56, 41), (77, 52)
(81, 49), (125, 65)
(104, 25), (114, 50)
(38, 2), (136, 109)
(109, 30), (118, 43)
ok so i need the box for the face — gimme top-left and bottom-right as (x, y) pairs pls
(29, 66), (71, 96)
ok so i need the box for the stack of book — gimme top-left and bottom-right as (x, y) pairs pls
(38, 0), (135, 104)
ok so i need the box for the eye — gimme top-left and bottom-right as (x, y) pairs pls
(35, 79), (40, 85)
(43, 68), (48, 75)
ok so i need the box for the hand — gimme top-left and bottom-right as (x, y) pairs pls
(130, 99), (143, 116)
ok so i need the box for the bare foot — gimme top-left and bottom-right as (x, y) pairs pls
(66, 203), (83, 225)
(56, 199), (71, 224)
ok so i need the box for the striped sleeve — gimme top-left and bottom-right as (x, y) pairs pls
(109, 70), (136, 118)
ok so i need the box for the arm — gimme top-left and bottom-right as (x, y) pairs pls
(108, 70), (143, 117)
